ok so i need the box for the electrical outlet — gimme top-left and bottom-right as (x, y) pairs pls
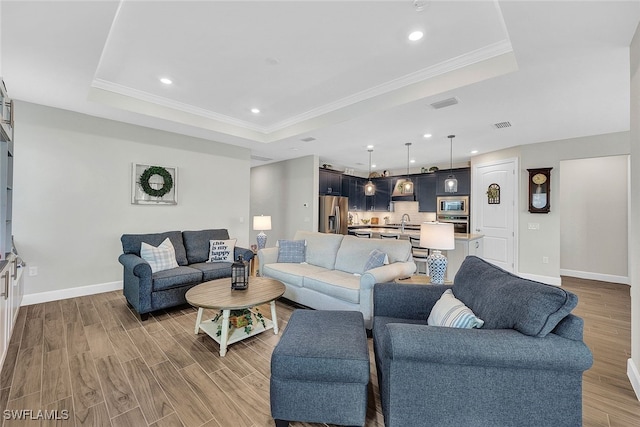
(28, 266), (38, 276)
(528, 223), (540, 230)
(542, 256), (549, 264)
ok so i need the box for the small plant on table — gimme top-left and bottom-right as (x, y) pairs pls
(213, 308), (266, 336)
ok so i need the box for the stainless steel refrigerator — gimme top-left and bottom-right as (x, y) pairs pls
(319, 195), (348, 234)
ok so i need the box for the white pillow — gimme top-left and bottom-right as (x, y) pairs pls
(208, 239), (237, 263)
(428, 289), (485, 329)
(140, 238), (179, 273)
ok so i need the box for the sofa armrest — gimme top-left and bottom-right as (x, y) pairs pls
(360, 261), (417, 290)
(383, 323), (593, 371)
(257, 247), (279, 275)
(235, 246), (254, 261)
(118, 253), (152, 278)
(373, 282), (450, 320)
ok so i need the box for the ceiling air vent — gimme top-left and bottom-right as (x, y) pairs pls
(430, 97), (459, 109)
(493, 121), (512, 129)
(300, 137), (316, 142)
(251, 155), (273, 162)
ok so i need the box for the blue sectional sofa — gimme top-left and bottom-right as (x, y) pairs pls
(373, 256), (593, 427)
(119, 229), (253, 319)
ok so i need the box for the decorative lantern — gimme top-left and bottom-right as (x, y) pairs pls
(231, 255), (249, 290)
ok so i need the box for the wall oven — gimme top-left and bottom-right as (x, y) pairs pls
(437, 215), (469, 234)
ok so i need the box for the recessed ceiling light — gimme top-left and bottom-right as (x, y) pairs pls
(423, 133), (432, 138)
(410, 159), (416, 163)
(471, 150), (479, 154)
(408, 31), (424, 41)
(251, 108), (261, 114)
(160, 77), (172, 85)
(372, 164), (377, 168)
(366, 144), (374, 149)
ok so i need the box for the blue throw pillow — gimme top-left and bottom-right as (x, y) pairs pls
(364, 249), (388, 272)
(277, 240), (306, 263)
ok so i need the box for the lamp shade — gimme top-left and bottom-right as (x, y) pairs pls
(420, 222), (455, 251)
(253, 215), (272, 231)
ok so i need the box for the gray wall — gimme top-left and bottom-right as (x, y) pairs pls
(472, 131), (630, 282)
(250, 155), (318, 245)
(14, 101), (251, 300)
(559, 155), (628, 283)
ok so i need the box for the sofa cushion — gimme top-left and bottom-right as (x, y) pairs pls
(364, 249), (388, 272)
(121, 231), (188, 266)
(263, 263), (329, 288)
(208, 239), (236, 263)
(453, 256), (578, 337)
(303, 270), (361, 304)
(427, 289), (484, 329)
(334, 235), (412, 274)
(277, 239), (306, 263)
(152, 266), (203, 292)
(183, 229), (230, 264)
(293, 231), (344, 270)
(190, 262), (233, 281)
(140, 237), (179, 273)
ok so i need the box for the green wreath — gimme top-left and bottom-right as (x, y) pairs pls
(139, 166), (173, 198)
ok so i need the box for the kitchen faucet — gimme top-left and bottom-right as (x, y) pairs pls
(401, 214), (411, 233)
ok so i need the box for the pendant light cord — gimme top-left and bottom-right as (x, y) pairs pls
(448, 135), (455, 173)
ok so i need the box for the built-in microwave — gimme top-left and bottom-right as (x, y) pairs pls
(437, 196), (469, 216)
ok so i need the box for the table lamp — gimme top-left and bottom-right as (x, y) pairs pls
(253, 215), (272, 250)
(420, 222), (455, 284)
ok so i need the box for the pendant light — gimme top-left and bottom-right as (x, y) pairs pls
(402, 143), (414, 194)
(444, 135), (458, 193)
(365, 149), (376, 196)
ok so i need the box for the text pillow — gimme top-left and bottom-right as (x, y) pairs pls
(140, 237), (179, 273)
(364, 249), (389, 272)
(208, 239), (237, 263)
(277, 240), (306, 263)
(428, 289), (485, 329)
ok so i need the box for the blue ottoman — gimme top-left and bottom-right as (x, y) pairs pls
(270, 310), (370, 427)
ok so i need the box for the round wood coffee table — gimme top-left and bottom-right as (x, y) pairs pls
(185, 276), (285, 356)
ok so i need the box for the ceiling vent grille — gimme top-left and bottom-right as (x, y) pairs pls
(251, 155), (273, 162)
(493, 121), (512, 129)
(430, 97), (459, 109)
(300, 137), (316, 142)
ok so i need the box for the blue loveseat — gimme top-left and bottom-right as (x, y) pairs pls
(373, 256), (593, 427)
(118, 229), (253, 319)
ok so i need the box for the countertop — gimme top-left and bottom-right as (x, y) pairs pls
(349, 226), (483, 241)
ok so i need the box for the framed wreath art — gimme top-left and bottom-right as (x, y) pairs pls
(131, 163), (178, 205)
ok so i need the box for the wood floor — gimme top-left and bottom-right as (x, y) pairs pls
(0, 277), (639, 426)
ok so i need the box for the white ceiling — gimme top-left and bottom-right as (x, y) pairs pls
(2, 0), (639, 174)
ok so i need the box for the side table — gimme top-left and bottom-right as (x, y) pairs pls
(395, 275), (453, 285)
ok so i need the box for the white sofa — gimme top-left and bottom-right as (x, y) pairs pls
(258, 230), (416, 328)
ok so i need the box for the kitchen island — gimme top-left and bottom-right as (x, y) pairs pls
(348, 226), (483, 280)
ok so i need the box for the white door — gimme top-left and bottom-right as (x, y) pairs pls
(472, 158), (517, 273)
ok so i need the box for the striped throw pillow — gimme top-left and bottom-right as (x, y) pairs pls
(428, 289), (484, 329)
(140, 238), (179, 273)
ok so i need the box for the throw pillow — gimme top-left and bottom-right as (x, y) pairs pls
(364, 249), (389, 272)
(428, 289), (485, 329)
(140, 237), (179, 273)
(277, 240), (306, 263)
(208, 239), (237, 263)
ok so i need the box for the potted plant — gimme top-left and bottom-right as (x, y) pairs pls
(213, 308), (266, 335)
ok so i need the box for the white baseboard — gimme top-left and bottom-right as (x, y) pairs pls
(627, 359), (640, 401)
(517, 272), (562, 286)
(560, 269), (629, 285)
(21, 281), (123, 306)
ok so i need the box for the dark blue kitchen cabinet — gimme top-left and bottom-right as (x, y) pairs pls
(319, 168), (342, 195)
(436, 168), (471, 196)
(341, 175), (366, 210)
(366, 177), (392, 211)
(417, 173), (437, 212)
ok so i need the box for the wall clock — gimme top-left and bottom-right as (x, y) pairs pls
(527, 168), (552, 213)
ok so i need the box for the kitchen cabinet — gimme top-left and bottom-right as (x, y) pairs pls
(366, 177), (392, 212)
(445, 235), (483, 280)
(0, 80), (13, 256)
(417, 173), (437, 212)
(436, 168), (471, 196)
(341, 175), (366, 211)
(1, 254), (24, 370)
(319, 169), (342, 195)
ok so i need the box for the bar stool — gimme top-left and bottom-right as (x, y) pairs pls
(353, 231), (372, 238)
(409, 235), (429, 275)
(379, 233), (399, 239)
